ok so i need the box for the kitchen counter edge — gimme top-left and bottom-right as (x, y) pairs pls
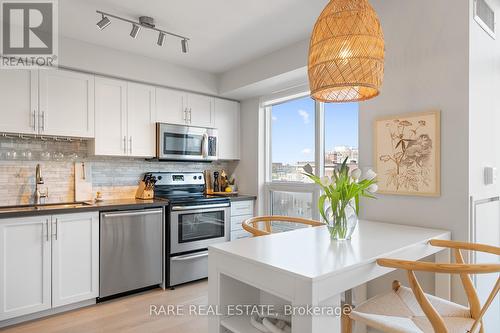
(226, 195), (257, 202)
(0, 199), (169, 219)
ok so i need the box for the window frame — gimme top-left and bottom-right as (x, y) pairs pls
(263, 93), (325, 220)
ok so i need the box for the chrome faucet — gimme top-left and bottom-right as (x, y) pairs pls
(34, 164), (48, 205)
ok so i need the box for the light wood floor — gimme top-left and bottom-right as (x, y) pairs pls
(2, 280), (208, 333)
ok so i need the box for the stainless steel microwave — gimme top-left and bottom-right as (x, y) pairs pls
(156, 123), (218, 161)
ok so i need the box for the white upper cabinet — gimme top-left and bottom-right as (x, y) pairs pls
(0, 216), (52, 320)
(214, 99), (240, 160)
(127, 83), (156, 157)
(51, 213), (99, 307)
(0, 68), (220, 151)
(0, 69), (94, 137)
(186, 93), (214, 127)
(94, 79), (156, 157)
(155, 88), (214, 128)
(94, 77), (128, 156)
(155, 87), (185, 125)
(39, 69), (95, 138)
(0, 70), (38, 135)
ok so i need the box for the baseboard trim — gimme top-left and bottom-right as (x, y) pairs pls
(0, 299), (96, 329)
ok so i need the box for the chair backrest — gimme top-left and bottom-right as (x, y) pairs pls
(377, 239), (500, 333)
(242, 215), (325, 237)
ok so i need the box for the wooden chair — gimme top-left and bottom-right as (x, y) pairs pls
(242, 215), (324, 237)
(342, 239), (500, 333)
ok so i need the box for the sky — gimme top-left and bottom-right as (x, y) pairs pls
(271, 97), (358, 165)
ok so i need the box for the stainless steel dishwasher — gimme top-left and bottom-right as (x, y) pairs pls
(99, 208), (164, 299)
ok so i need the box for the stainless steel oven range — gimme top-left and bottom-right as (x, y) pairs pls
(149, 172), (230, 287)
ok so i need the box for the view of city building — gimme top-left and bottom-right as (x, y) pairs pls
(272, 146), (359, 181)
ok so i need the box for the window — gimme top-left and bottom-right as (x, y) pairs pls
(264, 92), (359, 222)
(324, 103), (359, 177)
(271, 96), (315, 182)
(271, 191), (313, 219)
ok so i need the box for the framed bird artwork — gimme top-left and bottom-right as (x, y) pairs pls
(374, 110), (441, 196)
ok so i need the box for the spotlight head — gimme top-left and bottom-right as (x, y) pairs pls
(130, 24), (141, 38)
(181, 39), (189, 53)
(157, 32), (166, 46)
(96, 15), (111, 30)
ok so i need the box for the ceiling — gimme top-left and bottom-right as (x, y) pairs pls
(59, 0), (329, 74)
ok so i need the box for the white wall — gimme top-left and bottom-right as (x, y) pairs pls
(218, 39), (309, 99)
(234, 98), (266, 215)
(359, 0), (470, 303)
(469, 0), (500, 199)
(59, 37), (219, 95)
(468, 0), (500, 329)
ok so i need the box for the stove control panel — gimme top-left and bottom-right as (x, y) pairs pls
(150, 172), (205, 186)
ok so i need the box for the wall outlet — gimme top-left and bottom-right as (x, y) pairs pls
(484, 166), (497, 185)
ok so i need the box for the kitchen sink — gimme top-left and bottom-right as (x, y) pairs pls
(0, 202), (93, 214)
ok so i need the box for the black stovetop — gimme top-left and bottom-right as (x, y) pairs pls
(147, 171), (230, 206)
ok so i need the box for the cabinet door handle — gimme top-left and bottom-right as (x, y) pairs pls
(123, 136), (127, 154)
(129, 136), (132, 155)
(183, 108), (188, 123)
(32, 110), (36, 130)
(45, 219), (49, 242)
(55, 218), (58, 240)
(189, 108), (192, 123)
(39, 111), (45, 132)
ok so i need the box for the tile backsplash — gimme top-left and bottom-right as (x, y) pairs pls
(0, 137), (237, 206)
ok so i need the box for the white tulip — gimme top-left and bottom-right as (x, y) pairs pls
(367, 184), (378, 193)
(365, 169), (377, 180)
(351, 168), (361, 180)
(320, 176), (331, 186)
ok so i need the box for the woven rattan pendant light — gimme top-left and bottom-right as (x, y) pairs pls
(308, 0), (385, 103)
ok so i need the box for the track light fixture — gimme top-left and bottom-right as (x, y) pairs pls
(157, 32), (166, 46)
(96, 10), (190, 53)
(96, 14), (111, 30)
(181, 39), (189, 53)
(130, 24), (141, 38)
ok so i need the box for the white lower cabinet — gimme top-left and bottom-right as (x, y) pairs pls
(230, 200), (255, 241)
(0, 216), (52, 321)
(51, 213), (99, 307)
(0, 212), (99, 321)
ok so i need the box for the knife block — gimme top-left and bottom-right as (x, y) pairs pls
(135, 181), (154, 200)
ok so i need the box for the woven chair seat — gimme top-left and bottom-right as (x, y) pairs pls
(350, 286), (475, 333)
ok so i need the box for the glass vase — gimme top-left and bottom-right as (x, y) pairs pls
(326, 204), (358, 241)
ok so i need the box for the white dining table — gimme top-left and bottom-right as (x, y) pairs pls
(208, 220), (451, 333)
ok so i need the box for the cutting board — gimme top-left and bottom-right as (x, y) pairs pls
(75, 162), (93, 202)
(211, 191), (239, 197)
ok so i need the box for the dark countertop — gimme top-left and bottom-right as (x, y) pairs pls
(0, 198), (169, 219)
(227, 194), (257, 202)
